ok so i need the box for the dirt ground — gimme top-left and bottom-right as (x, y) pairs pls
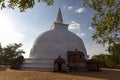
(0, 68), (120, 80)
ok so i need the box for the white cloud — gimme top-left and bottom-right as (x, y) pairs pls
(75, 7), (85, 13)
(68, 21), (81, 29)
(88, 26), (93, 30)
(63, 6), (66, 9)
(68, 6), (73, 10)
(81, 33), (85, 36)
(0, 14), (24, 46)
(76, 33), (85, 37)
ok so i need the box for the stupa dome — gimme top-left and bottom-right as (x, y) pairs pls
(30, 22), (87, 58)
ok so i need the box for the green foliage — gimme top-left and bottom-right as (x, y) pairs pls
(0, 43), (3, 55)
(84, 0), (120, 46)
(0, 0), (54, 12)
(0, 43), (4, 65)
(84, 0), (120, 68)
(107, 43), (120, 68)
(0, 43), (25, 65)
(11, 55), (24, 69)
(92, 54), (109, 67)
(92, 52), (120, 69)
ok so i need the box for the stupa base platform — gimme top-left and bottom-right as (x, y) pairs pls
(21, 58), (55, 71)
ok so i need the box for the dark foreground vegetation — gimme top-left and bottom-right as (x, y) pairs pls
(0, 43), (25, 69)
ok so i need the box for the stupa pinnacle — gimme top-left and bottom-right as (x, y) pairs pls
(56, 8), (63, 23)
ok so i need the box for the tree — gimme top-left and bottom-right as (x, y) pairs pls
(92, 54), (109, 67)
(0, 43), (2, 56)
(84, 0), (120, 46)
(107, 43), (120, 68)
(0, 43), (2, 53)
(0, 43), (25, 65)
(0, 0), (54, 12)
(84, 0), (120, 68)
(11, 55), (24, 69)
(0, 43), (4, 65)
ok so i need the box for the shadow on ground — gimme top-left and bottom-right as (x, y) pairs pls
(62, 68), (120, 80)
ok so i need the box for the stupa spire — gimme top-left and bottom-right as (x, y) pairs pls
(56, 8), (63, 23)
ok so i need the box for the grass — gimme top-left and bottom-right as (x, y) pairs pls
(0, 68), (120, 80)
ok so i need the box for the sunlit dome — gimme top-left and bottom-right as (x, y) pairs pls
(30, 8), (87, 58)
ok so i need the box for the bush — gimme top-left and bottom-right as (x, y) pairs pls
(11, 56), (24, 69)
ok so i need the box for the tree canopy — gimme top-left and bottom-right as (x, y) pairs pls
(84, 0), (120, 68)
(0, 43), (25, 65)
(92, 54), (109, 67)
(0, 0), (54, 12)
(84, 0), (120, 46)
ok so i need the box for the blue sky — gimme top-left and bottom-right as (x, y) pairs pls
(0, 0), (108, 58)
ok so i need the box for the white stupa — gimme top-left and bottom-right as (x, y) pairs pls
(21, 8), (87, 71)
